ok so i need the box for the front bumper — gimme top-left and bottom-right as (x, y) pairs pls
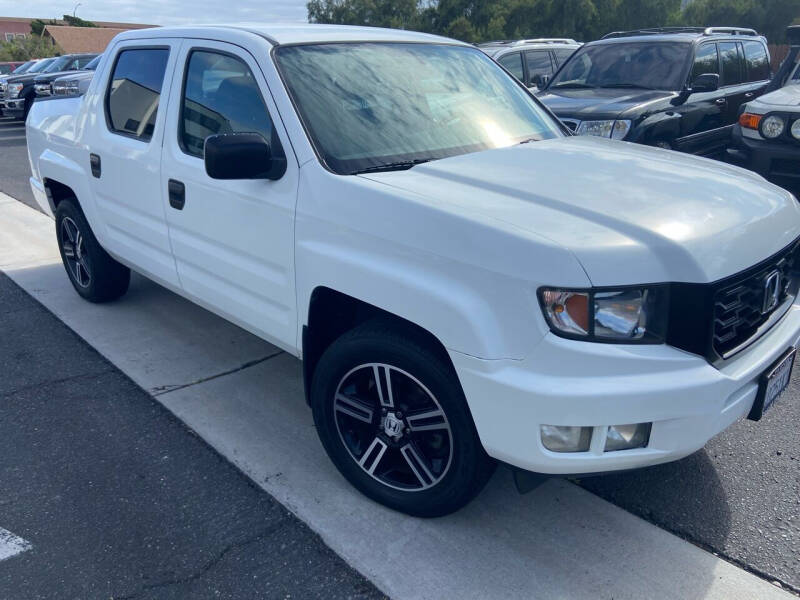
(452, 301), (800, 474)
(3, 97), (25, 118)
(731, 125), (800, 179)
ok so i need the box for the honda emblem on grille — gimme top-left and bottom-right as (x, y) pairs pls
(762, 270), (782, 314)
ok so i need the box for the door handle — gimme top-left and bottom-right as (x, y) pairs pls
(168, 179), (185, 210)
(715, 98), (727, 106)
(89, 153), (101, 178)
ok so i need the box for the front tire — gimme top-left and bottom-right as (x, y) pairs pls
(311, 321), (495, 517)
(55, 199), (130, 302)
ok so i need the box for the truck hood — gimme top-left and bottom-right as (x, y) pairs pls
(748, 85), (800, 110)
(537, 88), (674, 120)
(360, 136), (800, 286)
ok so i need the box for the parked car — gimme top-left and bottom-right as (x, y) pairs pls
(0, 61), (24, 75)
(0, 57), (56, 113)
(51, 54), (102, 97)
(730, 26), (800, 182)
(537, 27), (772, 157)
(0, 60), (39, 115)
(4, 53), (96, 120)
(478, 38), (581, 90)
(26, 24), (800, 517)
(32, 53), (97, 98)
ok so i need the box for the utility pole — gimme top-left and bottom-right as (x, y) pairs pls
(73, 3), (82, 18)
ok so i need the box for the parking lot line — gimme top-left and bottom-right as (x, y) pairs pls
(0, 192), (793, 600)
(0, 528), (31, 563)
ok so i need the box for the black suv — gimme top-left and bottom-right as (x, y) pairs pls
(3, 53), (96, 120)
(537, 27), (772, 157)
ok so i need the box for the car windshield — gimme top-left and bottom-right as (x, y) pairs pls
(26, 58), (56, 74)
(275, 42), (563, 175)
(84, 55), (101, 71)
(549, 41), (692, 91)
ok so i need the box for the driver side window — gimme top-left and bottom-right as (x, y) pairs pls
(179, 49), (275, 158)
(692, 43), (719, 81)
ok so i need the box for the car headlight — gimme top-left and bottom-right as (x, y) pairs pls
(34, 83), (51, 95)
(761, 115), (786, 139)
(7, 82), (23, 98)
(791, 119), (800, 140)
(539, 287), (668, 342)
(65, 79), (82, 95)
(576, 119), (631, 140)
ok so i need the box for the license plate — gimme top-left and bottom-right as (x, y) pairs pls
(748, 348), (795, 421)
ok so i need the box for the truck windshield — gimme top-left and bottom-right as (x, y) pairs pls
(275, 42), (563, 175)
(25, 58), (56, 74)
(43, 55), (73, 73)
(549, 42), (692, 91)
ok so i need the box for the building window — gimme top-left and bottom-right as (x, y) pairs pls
(5, 33), (14, 41)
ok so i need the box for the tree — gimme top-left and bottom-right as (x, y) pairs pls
(61, 14), (98, 27)
(0, 35), (61, 61)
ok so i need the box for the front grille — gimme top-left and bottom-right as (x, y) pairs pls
(712, 242), (800, 357)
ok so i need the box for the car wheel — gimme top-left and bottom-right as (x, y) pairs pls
(311, 320), (496, 517)
(55, 199), (130, 302)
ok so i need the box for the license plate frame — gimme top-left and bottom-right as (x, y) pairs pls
(748, 347), (796, 421)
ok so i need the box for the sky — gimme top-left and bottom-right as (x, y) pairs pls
(0, 0), (309, 26)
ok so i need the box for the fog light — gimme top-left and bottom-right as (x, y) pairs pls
(541, 425), (592, 453)
(605, 423), (651, 452)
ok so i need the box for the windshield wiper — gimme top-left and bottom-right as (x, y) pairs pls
(602, 83), (657, 90)
(551, 82), (596, 89)
(353, 158), (432, 174)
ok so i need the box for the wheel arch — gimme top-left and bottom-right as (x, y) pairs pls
(302, 287), (455, 406)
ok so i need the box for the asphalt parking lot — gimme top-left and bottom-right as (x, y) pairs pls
(0, 114), (798, 598)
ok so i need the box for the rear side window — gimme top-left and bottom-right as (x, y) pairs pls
(179, 50), (274, 158)
(524, 50), (553, 83)
(719, 42), (744, 86)
(743, 41), (770, 82)
(498, 52), (524, 81)
(106, 48), (169, 142)
(552, 47), (576, 66)
(692, 43), (719, 80)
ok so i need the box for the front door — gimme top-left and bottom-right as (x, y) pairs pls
(161, 39), (299, 351)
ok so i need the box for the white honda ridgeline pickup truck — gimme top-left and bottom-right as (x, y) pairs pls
(26, 24), (800, 517)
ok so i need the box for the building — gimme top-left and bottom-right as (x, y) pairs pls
(0, 16), (155, 43)
(42, 25), (134, 54)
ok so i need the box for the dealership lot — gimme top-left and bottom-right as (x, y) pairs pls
(1, 118), (798, 598)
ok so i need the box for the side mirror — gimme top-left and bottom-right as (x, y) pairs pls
(689, 73), (720, 93)
(204, 132), (286, 180)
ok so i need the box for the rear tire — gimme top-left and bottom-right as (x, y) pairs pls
(55, 198), (130, 302)
(311, 320), (496, 517)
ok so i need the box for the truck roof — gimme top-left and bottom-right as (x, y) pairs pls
(115, 24), (463, 47)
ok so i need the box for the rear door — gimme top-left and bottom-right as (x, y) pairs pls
(86, 39), (182, 288)
(718, 41), (751, 125)
(160, 39), (299, 350)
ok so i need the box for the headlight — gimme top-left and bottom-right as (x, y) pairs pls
(791, 119), (800, 140)
(539, 287), (668, 342)
(761, 115), (786, 139)
(576, 119), (631, 140)
(7, 82), (22, 98)
(34, 83), (51, 96)
(65, 79), (82, 95)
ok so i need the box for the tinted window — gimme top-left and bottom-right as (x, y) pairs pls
(691, 43), (719, 80)
(743, 41), (769, 82)
(0, 65), (11, 75)
(84, 55), (101, 71)
(179, 50), (274, 158)
(75, 55), (96, 69)
(525, 50), (553, 83)
(498, 52), (524, 81)
(552, 47), (576, 65)
(107, 48), (169, 142)
(550, 42), (692, 90)
(719, 42), (744, 86)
